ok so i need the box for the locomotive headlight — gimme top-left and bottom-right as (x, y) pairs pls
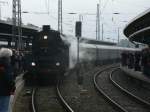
(43, 35), (48, 40)
(56, 62), (60, 66)
(31, 62), (36, 66)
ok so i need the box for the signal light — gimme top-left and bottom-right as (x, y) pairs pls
(75, 21), (82, 37)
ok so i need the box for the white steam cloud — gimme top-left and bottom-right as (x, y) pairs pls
(61, 35), (77, 68)
(61, 35), (96, 69)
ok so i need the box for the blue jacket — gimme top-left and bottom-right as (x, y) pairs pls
(0, 57), (15, 96)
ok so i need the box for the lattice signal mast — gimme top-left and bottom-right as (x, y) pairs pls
(12, 0), (22, 50)
(58, 0), (63, 33)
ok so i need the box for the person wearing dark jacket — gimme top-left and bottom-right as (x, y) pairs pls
(134, 51), (141, 71)
(0, 48), (15, 112)
(128, 52), (134, 69)
(121, 52), (128, 66)
(142, 48), (150, 76)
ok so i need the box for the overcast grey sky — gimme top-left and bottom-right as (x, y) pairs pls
(2, 0), (150, 42)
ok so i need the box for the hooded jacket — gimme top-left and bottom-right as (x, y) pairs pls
(0, 49), (15, 96)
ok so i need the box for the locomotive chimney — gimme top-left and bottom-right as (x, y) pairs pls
(43, 25), (51, 31)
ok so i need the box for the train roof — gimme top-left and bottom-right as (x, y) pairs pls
(80, 43), (141, 51)
(61, 34), (117, 46)
(80, 38), (116, 46)
(60, 33), (141, 51)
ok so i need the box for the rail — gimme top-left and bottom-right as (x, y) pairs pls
(93, 65), (128, 112)
(110, 68), (150, 106)
(31, 79), (74, 112)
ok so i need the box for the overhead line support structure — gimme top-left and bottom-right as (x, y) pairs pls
(12, 0), (22, 50)
(58, 0), (63, 34)
(96, 4), (100, 40)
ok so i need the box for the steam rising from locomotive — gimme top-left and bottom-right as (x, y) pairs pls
(60, 35), (96, 68)
(60, 35), (77, 68)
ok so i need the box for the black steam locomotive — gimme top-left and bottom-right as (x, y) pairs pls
(28, 25), (69, 84)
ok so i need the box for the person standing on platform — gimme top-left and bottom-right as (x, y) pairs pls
(141, 49), (146, 70)
(128, 52), (134, 69)
(142, 47), (150, 76)
(12, 50), (19, 78)
(0, 48), (15, 112)
(134, 51), (141, 71)
(11, 49), (17, 80)
(121, 51), (128, 66)
(121, 52), (125, 66)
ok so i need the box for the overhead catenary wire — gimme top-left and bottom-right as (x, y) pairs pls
(45, 0), (50, 14)
(112, 0), (149, 9)
(101, 0), (110, 15)
(49, 14), (75, 27)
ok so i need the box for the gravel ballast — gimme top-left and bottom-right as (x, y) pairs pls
(60, 65), (118, 112)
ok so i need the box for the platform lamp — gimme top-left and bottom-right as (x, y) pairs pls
(75, 21), (83, 85)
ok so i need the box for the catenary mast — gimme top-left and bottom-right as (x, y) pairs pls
(12, 0), (22, 50)
(58, 0), (63, 33)
(96, 4), (100, 40)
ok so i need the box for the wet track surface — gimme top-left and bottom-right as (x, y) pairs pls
(13, 64), (150, 112)
(96, 67), (150, 112)
(13, 86), (68, 112)
(13, 87), (32, 112)
(111, 68), (150, 106)
(61, 65), (118, 112)
(34, 87), (66, 112)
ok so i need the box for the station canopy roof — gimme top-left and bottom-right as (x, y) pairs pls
(0, 20), (39, 41)
(124, 8), (150, 44)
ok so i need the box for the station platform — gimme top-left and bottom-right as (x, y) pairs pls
(120, 66), (150, 84)
(10, 73), (25, 112)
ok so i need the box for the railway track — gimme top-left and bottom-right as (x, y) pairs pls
(94, 66), (150, 112)
(110, 68), (150, 106)
(31, 80), (74, 112)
